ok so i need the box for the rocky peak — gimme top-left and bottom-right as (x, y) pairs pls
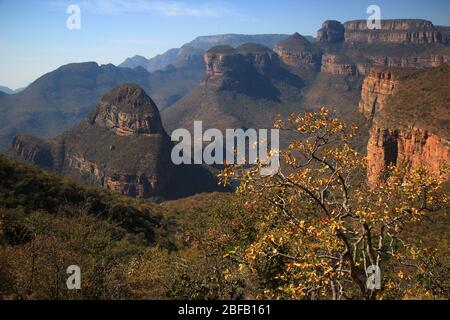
(317, 20), (345, 44)
(274, 33), (322, 70)
(237, 43), (281, 74)
(89, 84), (164, 136)
(204, 45), (247, 78)
(204, 44), (282, 80)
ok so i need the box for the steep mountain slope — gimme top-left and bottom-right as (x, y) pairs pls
(0, 62), (151, 150)
(8, 84), (219, 199)
(119, 55), (151, 70)
(0, 86), (15, 94)
(361, 63), (450, 186)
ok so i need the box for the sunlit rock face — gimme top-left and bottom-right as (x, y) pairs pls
(360, 64), (450, 186)
(91, 84), (164, 136)
(274, 33), (322, 71)
(317, 20), (345, 44)
(343, 19), (443, 44)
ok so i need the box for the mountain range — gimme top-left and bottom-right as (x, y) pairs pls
(118, 34), (297, 72)
(2, 18), (450, 199)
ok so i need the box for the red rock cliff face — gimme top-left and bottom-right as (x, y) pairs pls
(367, 127), (450, 187)
(361, 65), (450, 186)
(92, 84), (163, 136)
(359, 68), (401, 118)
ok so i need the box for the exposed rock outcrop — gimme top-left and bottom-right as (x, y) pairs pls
(367, 127), (450, 186)
(317, 20), (345, 44)
(89, 85), (163, 136)
(362, 63), (450, 186)
(358, 68), (408, 118)
(344, 19), (443, 44)
(437, 26), (450, 44)
(202, 43), (294, 98)
(274, 33), (322, 70)
(321, 54), (357, 76)
(205, 45), (246, 78)
(204, 44), (282, 80)
(364, 54), (450, 70)
(11, 136), (54, 169)
(237, 43), (282, 75)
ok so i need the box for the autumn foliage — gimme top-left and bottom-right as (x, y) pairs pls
(220, 108), (449, 300)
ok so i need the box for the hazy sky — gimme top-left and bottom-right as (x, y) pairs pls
(1, 0), (449, 89)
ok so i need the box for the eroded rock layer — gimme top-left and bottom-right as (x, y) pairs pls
(361, 63), (450, 186)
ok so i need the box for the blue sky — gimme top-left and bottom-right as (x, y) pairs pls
(0, 0), (449, 89)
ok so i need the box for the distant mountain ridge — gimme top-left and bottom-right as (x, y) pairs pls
(118, 33), (298, 72)
(0, 60), (204, 149)
(0, 86), (15, 94)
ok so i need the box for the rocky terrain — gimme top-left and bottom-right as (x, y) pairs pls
(360, 63), (450, 186)
(8, 84), (219, 199)
(316, 19), (450, 75)
(274, 33), (321, 70)
(162, 43), (306, 136)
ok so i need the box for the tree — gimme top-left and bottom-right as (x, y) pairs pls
(219, 108), (448, 300)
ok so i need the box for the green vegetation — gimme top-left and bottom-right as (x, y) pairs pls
(0, 156), (252, 299)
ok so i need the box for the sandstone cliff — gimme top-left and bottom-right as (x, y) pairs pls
(274, 33), (322, 71)
(321, 54), (357, 76)
(204, 44), (283, 80)
(344, 19), (443, 44)
(358, 67), (419, 118)
(313, 20), (450, 77)
(367, 127), (449, 186)
(361, 63), (450, 186)
(317, 20), (345, 44)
